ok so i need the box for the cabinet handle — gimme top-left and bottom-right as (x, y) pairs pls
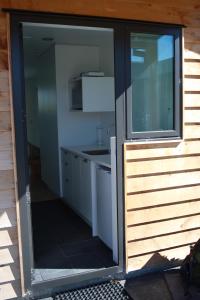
(65, 178), (69, 182)
(74, 155), (78, 159)
(83, 159), (88, 163)
(65, 162), (68, 166)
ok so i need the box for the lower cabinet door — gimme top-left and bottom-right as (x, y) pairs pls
(96, 166), (112, 249)
(62, 151), (73, 204)
(71, 154), (81, 213)
(80, 158), (92, 224)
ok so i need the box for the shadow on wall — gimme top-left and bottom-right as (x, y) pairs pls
(142, 252), (182, 269)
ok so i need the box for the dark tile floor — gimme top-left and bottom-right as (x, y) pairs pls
(31, 199), (115, 281)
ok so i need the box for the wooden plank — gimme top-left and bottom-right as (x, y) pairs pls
(0, 78), (9, 93)
(127, 171), (200, 193)
(184, 93), (200, 108)
(0, 71), (8, 79)
(0, 92), (10, 112)
(0, 208), (17, 229)
(127, 201), (200, 226)
(184, 125), (200, 139)
(184, 61), (200, 76)
(185, 78), (200, 91)
(0, 170), (14, 190)
(184, 43), (200, 60)
(182, 12), (200, 27)
(0, 246), (18, 266)
(127, 185), (200, 210)
(0, 264), (20, 284)
(128, 245), (190, 271)
(0, 131), (12, 150)
(126, 156), (200, 176)
(184, 27), (200, 43)
(0, 14), (7, 51)
(127, 228), (200, 257)
(0, 150), (13, 170)
(184, 109), (200, 123)
(0, 189), (16, 209)
(0, 50), (8, 71)
(0, 228), (18, 248)
(127, 215), (200, 241)
(0, 281), (21, 300)
(0, 111), (11, 131)
(125, 141), (200, 160)
(0, 0), (183, 24)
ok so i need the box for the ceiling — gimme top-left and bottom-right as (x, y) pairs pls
(23, 23), (113, 77)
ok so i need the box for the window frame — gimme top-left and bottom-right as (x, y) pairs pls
(126, 23), (183, 140)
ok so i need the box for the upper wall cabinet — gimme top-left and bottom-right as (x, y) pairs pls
(71, 77), (115, 112)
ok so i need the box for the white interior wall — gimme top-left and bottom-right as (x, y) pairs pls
(100, 113), (115, 147)
(55, 44), (102, 149)
(37, 46), (60, 195)
(99, 43), (114, 77)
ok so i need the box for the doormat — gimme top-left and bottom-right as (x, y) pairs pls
(54, 280), (131, 300)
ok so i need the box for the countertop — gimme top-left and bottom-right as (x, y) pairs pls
(61, 144), (111, 168)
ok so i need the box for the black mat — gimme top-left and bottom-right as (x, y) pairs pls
(54, 280), (131, 300)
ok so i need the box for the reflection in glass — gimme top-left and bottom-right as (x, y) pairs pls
(131, 33), (174, 132)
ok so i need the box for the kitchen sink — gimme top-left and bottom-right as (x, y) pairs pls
(82, 149), (110, 155)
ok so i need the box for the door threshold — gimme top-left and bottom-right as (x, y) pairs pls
(32, 266), (119, 284)
(31, 266), (123, 298)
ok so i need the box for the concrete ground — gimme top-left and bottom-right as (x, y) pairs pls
(39, 270), (200, 300)
(125, 270), (200, 300)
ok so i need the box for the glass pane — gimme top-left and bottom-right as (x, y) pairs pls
(130, 33), (174, 132)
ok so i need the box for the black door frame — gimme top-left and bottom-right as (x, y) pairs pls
(9, 10), (126, 298)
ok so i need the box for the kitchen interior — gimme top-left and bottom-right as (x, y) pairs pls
(23, 23), (118, 282)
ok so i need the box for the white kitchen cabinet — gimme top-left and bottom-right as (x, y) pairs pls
(71, 153), (81, 213)
(71, 77), (115, 112)
(61, 150), (72, 205)
(80, 157), (92, 224)
(61, 149), (92, 225)
(96, 166), (112, 249)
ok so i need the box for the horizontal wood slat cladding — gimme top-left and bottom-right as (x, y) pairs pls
(127, 215), (200, 241)
(0, 0), (200, 297)
(184, 125), (200, 139)
(0, 228), (18, 248)
(127, 229), (200, 258)
(184, 94), (200, 108)
(184, 61), (200, 76)
(125, 141), (200, 271)
(126, 141), (200, 159)
(0, 246), (18, 266)
(184, 43), (200, 59)
(127, 185), (200, 210)
(185, 78), (200, 92)
(127, 201), (200, 226)
(0, 111), (11, 131)
(0, 9), (20, 300)
(0, 281), (21, 300)
(126, 156), (200, 176)
(128, 246), (190, 270)
(184, 110), (200, 123)
(0, 263), (20, 284)
(0, 208), (17, 229)
(0, 189), (16, 210)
